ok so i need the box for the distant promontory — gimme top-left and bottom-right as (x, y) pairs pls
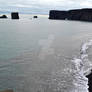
(49, 8), (92, 22)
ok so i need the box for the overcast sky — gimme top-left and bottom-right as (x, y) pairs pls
(0, 0), (92, 14)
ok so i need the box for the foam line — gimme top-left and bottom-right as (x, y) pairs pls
(72, 40), (92, 92)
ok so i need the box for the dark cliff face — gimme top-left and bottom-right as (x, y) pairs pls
(49, 10), (67, 20)
(80, 9), (92, 21)
(67, 9), (81, 20)
(49, 8), (92, 22)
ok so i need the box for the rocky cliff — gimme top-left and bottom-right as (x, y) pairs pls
(49, 10), (67, 20)
(49, 8), (92, 21)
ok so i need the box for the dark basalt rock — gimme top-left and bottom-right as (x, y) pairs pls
(86, 70), (92, 92)
(67, 9), (82, 20)
(49, 8), (92, 22)
(33, 16), (38, 18)
(11, 12), (19, 19)
(0, 15), (7, 18)
(49, 10), (67, 20)
(80, 9), (92, 21)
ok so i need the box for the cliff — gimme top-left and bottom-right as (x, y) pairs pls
(49, 10), (67, 20)
(0, 89), (13, 92)
(49, 8), (92, 22)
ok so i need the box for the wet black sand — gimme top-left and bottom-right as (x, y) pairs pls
(86, 70), (92, 92)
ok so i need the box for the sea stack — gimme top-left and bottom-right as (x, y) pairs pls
(11, 12), (19, 19)
(33, 16), (38, 18)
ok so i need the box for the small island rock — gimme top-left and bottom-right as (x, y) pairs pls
(11, 12), (19, 19)
(33, 16), (38, 18)
(0, 15), (7, 18)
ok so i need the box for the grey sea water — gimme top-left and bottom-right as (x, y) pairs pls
(0, 15), (92, 92)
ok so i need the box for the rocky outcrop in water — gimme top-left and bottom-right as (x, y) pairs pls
(11, 12), (19, 19)
(0, 15), (7, 19)
(49, 8), (92, 21)
(33, 16), (38, 18)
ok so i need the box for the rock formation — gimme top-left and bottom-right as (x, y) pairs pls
(0, 15), (7, 18)
(33, 16), (38, 18)
(11, 12), (19, 19)
(49, 10), (67, 20)
(49, 8), (92, 22)
(67, 9), (81, 20)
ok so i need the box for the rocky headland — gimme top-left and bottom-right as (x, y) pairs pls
(49, 8), (92, 22)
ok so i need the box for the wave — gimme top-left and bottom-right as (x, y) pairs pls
(71, 40), (92, 92)
(48, 40), (92, 92)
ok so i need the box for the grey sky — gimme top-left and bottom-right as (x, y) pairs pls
(0, 0), (92, 14)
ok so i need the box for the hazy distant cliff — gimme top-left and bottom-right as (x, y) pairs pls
(49, 8), (92, 21)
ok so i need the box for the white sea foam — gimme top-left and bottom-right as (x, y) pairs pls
(71, 40), (92, 92)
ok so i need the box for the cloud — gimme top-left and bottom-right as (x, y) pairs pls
(0, 0), (92, 14)
(80, 1), (92, 7)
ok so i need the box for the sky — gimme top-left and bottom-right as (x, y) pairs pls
(0, 0), (92, 14)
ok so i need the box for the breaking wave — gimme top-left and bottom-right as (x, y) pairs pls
(71, 40), (92, 92)
(48, 40), (92, 92)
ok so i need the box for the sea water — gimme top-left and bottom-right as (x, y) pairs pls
(0, 15), (92, 92)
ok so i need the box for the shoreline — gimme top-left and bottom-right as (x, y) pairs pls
(72, 40), (92, 92)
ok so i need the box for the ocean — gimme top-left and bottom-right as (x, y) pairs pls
(0, 15), (92, 92)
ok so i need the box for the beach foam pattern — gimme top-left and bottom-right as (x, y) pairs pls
(48, 40), (92, 92)
(71, 40), (92, 92)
